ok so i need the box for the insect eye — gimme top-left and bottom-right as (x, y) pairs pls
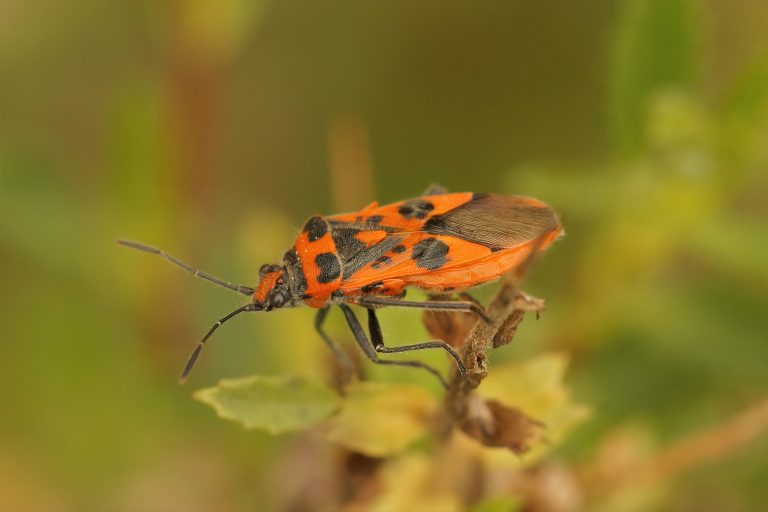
(270, 291), (286, 308)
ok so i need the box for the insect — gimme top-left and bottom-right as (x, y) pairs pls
(119, 188), (562, 387)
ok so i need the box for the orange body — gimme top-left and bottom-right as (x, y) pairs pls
(276, 192), (562, 308)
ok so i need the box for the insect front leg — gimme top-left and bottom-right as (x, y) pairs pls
(338, 304), (450, 389)
(314, 307), (356, 375)
(366, 308), (466, 374)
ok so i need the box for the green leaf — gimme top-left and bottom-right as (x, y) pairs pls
(322, 382), (437, 457)
(609, 0), (699, 156)
(468, 496), (524, 512)
(480, 352), (570, 414)
(194, 375), (341, 434)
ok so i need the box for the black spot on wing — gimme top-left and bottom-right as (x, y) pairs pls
(367, 215), (383, 225)
(326, 220), (406, 279)
(371, 256), (392, 269)
(303, 216), (328, 242)
(315, 252), (341, 283)
(361, 281), (383, 294)
(411, 237), (449, 270)
(336, 233), (404, 279)
(398, 199), (435, 219)
(422, 215), (445, 232)
(331, 227), (367, 261)
(392, 244), (406, 253)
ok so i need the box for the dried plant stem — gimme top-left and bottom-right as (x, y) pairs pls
(438, 277), (544, 436)
(638, 396), (768, 485)
(578, 395), (768, 504)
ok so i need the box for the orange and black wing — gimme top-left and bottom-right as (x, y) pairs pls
(328, 193), (562, 294)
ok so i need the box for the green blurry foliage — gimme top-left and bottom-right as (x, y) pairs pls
(609, 0), (699, 156)
(320, 381), (437, 457)
(468, 496), (524, 512)
(361, 454), (465, 512)
(169, 0), (272, 60)
(1, 0), (767, 510)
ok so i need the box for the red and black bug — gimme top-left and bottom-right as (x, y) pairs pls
(119, 187), (562, 387)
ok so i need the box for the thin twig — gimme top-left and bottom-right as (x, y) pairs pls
(575, 396), (768, 510)
(438, 279), (543, 433)
(637, 396), (768, 485)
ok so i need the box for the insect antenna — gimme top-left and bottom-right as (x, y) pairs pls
(179, 302), (260, 383)
(117, 240), (255, 296)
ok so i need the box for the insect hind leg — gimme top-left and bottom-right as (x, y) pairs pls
(315, 307), (356, 377)
(366, 308), (465, 374)
(338, 304), (450, 388)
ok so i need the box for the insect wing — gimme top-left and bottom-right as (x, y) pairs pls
(422, 194), (561, 250)
(328, 192), (474, 231)
(334, 194), (561, 292)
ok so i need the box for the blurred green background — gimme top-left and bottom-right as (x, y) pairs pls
(1, 0), (767, 510)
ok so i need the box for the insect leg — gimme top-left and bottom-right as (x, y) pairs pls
(421, 183), (448, 195)
(117, 240), (256, 296)
(357, 296), (491, 324)
(366, 308), (465, 374)
(338, 304), (449, 388)
(314, 307), (355, 374)
(457, 291), (482, 307)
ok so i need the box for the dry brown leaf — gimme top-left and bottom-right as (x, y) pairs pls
(459, 396), (545, 454)
(422, 309), (477, 348)
(452, 353), (589, 467)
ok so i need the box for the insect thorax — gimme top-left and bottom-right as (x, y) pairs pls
(282, 248), (309, 305)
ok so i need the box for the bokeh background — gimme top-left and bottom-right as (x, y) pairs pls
(1, 0), (767, 510)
